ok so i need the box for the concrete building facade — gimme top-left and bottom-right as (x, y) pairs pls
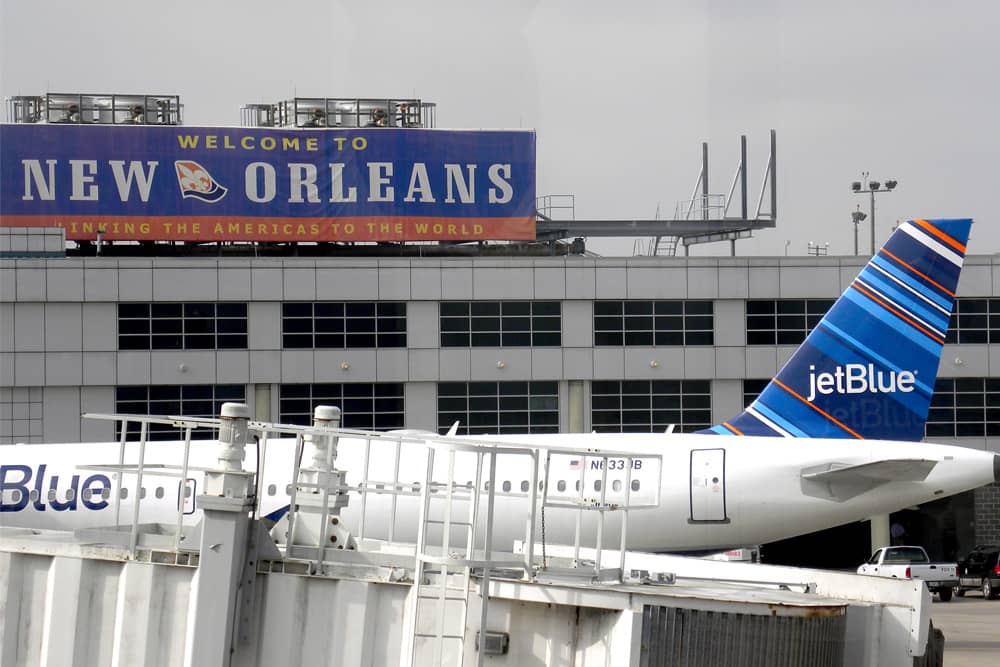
(2, 251), (999, 558)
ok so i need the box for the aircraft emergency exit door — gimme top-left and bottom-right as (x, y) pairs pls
(689, 448), (728, 522)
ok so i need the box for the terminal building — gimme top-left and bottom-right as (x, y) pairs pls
(1, 92), (998, 567)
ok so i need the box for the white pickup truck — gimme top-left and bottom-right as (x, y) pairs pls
(857, 546), (958, 602)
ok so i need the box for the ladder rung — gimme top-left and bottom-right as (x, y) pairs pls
(417, 594), (468, 602)
(424, 519), (473, 527)
(413, 633), (466, 641)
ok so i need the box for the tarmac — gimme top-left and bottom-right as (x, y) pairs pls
(929, 592), (1000, 666)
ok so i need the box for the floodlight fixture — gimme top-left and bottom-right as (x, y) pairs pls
(852, 174), (898, 255)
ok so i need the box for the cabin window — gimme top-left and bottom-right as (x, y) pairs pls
(631, 480), (640, 492)
(502, 481), (512, 493)
(140, 487), (147, 499)
(575, 480), (580, 492)
(102, 488), (111, 500)
(155, 487), (164, 499)
(612, 480), (622, 492)
(47, 489), (57, 502)
(65, 489), (76, 501)
(120, 488), (128, 499)
(267, 484), (276, 496)
(285, 484), (292, 496)
(521, 481), (529, 492)
(557, 480), (566, 492)
(594, 480), (602, 492)
(29, 490), (39, 502)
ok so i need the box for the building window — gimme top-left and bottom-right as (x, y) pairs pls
(0, 387), (43, 443)
(945, 299), (1000, 344)
(745, 299), (834, 345)
(115, 384), (246, 440)
(591, 380), (712, 433)
(282, 302), (406, 349)
(743, 379), (770, 408)
(593, 301), (714, 346)
(925, 378), (1000, 438)
(279, 383), (404, 429)
(118, 303), (248, 350)
(439, 302), (561, 347)
(437, 381), (559, 434)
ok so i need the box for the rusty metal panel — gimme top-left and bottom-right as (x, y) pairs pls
(640, 605), (846, 667)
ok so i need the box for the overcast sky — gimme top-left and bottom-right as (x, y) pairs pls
(2, 0), (997, 257)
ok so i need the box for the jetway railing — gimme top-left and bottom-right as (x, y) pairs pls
(78, 408), (663, 586)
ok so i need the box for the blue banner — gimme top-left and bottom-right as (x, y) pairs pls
(0, 124), (536, 242)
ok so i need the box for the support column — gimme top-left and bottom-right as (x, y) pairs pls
(870, 514), (890, 553)
(185, 495), (253, 667)
(185, 403), (255, 667)
(567, 380), (585, 433)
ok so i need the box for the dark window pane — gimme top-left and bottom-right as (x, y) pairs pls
(624, 301), (653, 315)
(654, 301), (682, 315)
(314, 302), (344, 317)
(502, 302), (530, 316)
(471, 302), (500, 316)
(532, 332), (561, 346)
(345, 302), (375, 317)
(594, 332), (623, 346)
(151, 303), (182, 318)
(746, 301), (775, 315)
(217, 335), (247, 349)
(532, 302), (560, 316)
(184, 303), (215, 318)
(470, 332), (501, 346)
(440, 302), (469, 316)
(119, 303), (150, 318)
(283, 303), (312, 317)
(441, 333), (469, 347)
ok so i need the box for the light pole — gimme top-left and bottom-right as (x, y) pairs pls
(851, 173), (898, 255)
(851, 206), (867, 256)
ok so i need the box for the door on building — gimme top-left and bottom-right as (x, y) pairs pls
(689, 448), (728, 522)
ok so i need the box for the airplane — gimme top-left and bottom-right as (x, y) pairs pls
(1, 217), (997, 554)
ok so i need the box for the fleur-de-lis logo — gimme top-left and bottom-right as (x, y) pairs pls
(174, 160), (227, 203)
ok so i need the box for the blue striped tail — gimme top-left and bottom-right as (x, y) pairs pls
(701, 218), (972, 440)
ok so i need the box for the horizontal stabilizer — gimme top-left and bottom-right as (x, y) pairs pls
(800, 459), (938, 502)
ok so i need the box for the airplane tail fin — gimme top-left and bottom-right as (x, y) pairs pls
(702, 218), (973, 440)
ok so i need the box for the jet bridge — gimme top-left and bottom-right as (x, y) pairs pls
(0, 404), (944, 667)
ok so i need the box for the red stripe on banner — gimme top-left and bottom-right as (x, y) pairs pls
(0, 215), (537, 242)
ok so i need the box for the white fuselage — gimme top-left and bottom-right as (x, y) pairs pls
(0, 433), (995, 552)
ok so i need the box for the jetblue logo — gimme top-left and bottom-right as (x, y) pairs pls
(806, 364), (916, 403)
(0, 464), (111, 512)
